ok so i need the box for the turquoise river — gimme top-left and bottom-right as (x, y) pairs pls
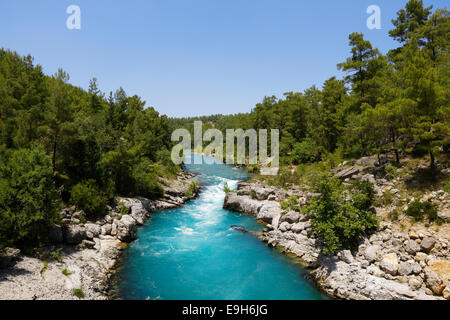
(115, 154), (327, 300)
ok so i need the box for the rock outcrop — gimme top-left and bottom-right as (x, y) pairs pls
(0, 171), (200, 300)
(224, 181), (450, 301)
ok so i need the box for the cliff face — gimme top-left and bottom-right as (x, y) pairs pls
(223, 181), (450, 300)
(0, 171), (200, 300)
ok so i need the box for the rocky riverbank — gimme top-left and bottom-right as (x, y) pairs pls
(0, 171), (200, 300)
(224, 178), (450, 300)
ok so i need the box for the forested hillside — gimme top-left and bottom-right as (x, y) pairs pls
(0, 50), (178, 248)
(0, 0), (449, 251)
(172, 1), (449, 172)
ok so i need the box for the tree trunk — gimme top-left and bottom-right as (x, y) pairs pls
(394, 149), (400, 164)
(430, 150), (435, 171)
(52, 132), (58, 172)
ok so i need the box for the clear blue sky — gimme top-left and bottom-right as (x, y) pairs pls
(0, 0), (447, 117)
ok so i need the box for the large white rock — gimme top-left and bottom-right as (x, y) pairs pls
(364, 245), (380, 263)
(223, 193), (263, 215)
(380, 253), (399, 275)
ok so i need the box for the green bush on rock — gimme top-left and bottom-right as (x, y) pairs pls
(406, 200), (438, 222)
(70, 180), (108, 220)
(306, 177), (378, 255)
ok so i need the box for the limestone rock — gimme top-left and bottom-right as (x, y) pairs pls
(408, 277), (423, 291)
(257, 202), (282, 226)
(223, 193), (263, 215)
(85, 223), (101, 240)
(424, 267), (445, 295)
(114, 215), (137, 242)
(364, 245), (380, 263)
(420, 237), (436, 253)
(278, 222), (291, 232)
(404, 239), (421, 255)
(291, 222), (311, 233)
(338, 250), (354, 264)
(280, 211), (301, 224)
(438, 208), (450, 222)
(335, 166), (360, 179)
(398, 262), (420, 276)
(49, 224), (63, 243)
(443, 285), (450, 300)
(63, 225), (87, 244)
(0, 248), (21, 269)
(380, 253), (399, 275)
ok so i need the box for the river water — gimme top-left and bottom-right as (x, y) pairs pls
(115, 154), (326, 300)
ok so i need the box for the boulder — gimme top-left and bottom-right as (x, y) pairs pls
(117, 198), (150, 226)
(408, 277), (423, 291)
(49, 224), (63, 243)
(415, 252), (428, 262)
(367, 265), (384, 277)
(101, 224), (112, 236)
(278, 222), (291, 232)
(398, 262), (419, 276)
(115, 215), (138, 242)
(380, 253), (399, 275)
(335, 166), (360, 179)
(338, 250), (354, 264)
(424, 267), (446, 295)
(438, 208), (450, 222)
(254, 187), (275, 201)
(420, 237), (436, 253)
(404, 239), (421, 255)
(63, 225), (87, 244)
(364, 245), (380, 263)
(257, 202), (282, 226)
(291, 222), (311, 233)
(443, 285), (450, 300)
(355, 156), (378, 166)
(280, 211), (301, 224)
(0, 248), (21, 269)
(223, 193), (263, 215)
(85, 223), (101, 240)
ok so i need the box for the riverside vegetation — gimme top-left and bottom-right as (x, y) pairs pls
(0, 0), (449, 300)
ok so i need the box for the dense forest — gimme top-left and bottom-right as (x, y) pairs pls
(0, 53), (179, 248)
(172, 0), (449, 172)
(0, 0), (449, 251)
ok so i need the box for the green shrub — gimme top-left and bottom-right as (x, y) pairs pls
(306, 177), (378, 255)
(62, 269), (72, 276)
(292, 139), (321, 165)
(132, 160), (164, 199)
(406, 201), (438, 222)
(350, 180), (376, 211)
(281, 196), (300, 211)
(0, 146), (60, 248)
(70, 180), (108, 220)
(280, 200), (289, 210)
(444, 182), (450, 193)
(249, 189), (257, 199)
(223, 183), (231, 194)
(384, 163), (399, 180)
(388, 209), (399, 221)
(377, 191), (394, 207)
(248, 165), (260, 174)
(185, 181), (200, 197)
(156, 149), (179, 176)
(40, 261), (48, 279)
(50, 248), (63, 263)
(73, 287), (84, 299)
